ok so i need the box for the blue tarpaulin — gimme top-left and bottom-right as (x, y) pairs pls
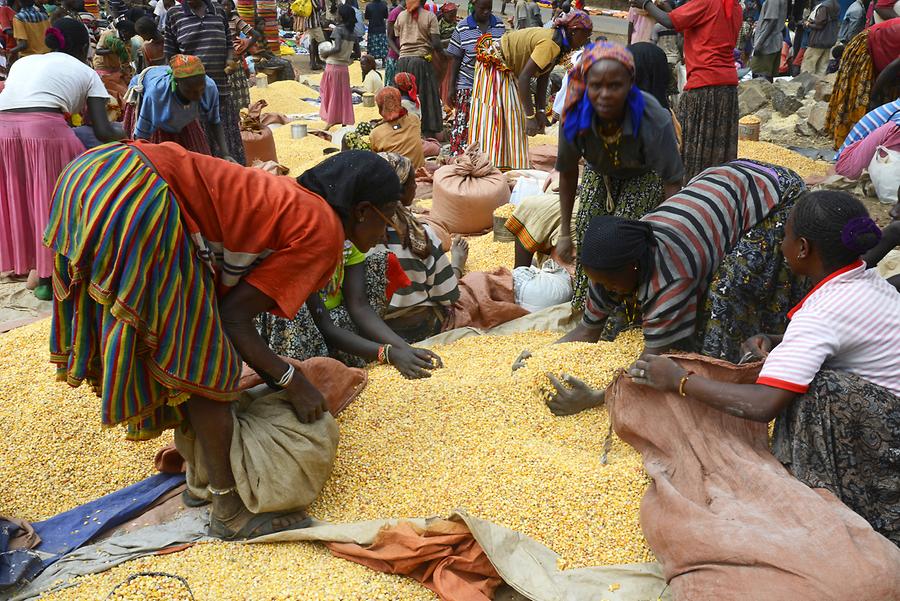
(31, 473), (185, 567)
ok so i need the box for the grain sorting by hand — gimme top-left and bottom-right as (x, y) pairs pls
(6, 321), (651, 599)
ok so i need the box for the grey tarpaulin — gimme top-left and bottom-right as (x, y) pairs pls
(418, 303), (578, 348)
(13, 508), (670, 601)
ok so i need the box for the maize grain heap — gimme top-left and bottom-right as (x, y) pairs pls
(271, 123), (339, 175)
(737, 140), (830, 178)
(0, 321), (170, 522)
(248, 79), (320, 115)
(493, 203), (516, 220)
(305, 62), (365, 87)
(529, 133), (559, 147)
(5, 318), (652, 599)
(463, 232), (515, 273)
(43, 539), (437, 600)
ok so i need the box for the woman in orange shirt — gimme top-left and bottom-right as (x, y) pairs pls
(45, 144), (404, 540)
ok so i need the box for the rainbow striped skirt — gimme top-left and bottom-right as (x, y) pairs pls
(44, 143), (242, 441)
(467, 34), (530, 172)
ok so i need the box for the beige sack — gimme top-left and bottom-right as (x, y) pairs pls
(431, 145), (511, 234)
(176, 388), (339, 514)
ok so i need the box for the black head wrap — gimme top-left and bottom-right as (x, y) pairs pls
(581, 215), (655, 275)
(627, 42), (670, 110)
(297, 150), (402, 220)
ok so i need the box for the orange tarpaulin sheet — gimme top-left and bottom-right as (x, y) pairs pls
(327, 520), (502, 601)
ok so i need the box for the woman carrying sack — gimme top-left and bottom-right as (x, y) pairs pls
(319, 4), (358, 129)
(123, 55), (232, 159)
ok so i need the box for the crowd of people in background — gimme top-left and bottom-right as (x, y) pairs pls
(0, 0), (898, 547)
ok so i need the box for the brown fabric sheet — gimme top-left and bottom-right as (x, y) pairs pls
(155, 356), (367, 474)
(444, 269), (529, 331)
(326, 519), (502, 601)
(528, 145), (558, 173)
(607, 354), (900, 601)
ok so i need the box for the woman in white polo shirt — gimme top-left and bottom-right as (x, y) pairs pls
(628, 190), (900, 546)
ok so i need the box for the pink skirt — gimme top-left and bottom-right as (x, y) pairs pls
(319, 63), (355, 126)
(0, 111), (85, 278)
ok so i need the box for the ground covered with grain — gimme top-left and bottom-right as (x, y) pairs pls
(4, 319), (651, 599)
(0, 320), (171, 522)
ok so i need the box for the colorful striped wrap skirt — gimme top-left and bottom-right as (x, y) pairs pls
(467, 33), (529, 171)
(44, 143), (242, 441)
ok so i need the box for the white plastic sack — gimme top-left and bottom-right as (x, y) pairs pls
(513, 261), (573, 312)
(508, 170), (549, 206)
(868, 145), (900, 204)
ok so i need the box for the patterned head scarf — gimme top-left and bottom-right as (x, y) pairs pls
(377, 151), (413, 185)
(561, 41), (646, 144)
(297, 150), (402, 221)
(406, 0), (420, 19)
(376, 86), (408, 122)
(393, 72), (420, 108)
(553, 8), (592, 39)
(169, 54), (205, 79)
(376, 152), (431, 258)
(440, 2), (458, 15)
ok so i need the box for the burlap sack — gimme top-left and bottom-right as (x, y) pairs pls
(607, 355), (900, 601)
(176, 389), (339, 514)
(240, 100), (278, 166)
(431, 145), (511, 234)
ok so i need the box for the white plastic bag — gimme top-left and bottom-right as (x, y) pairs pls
(868, 146), (900, 204)
(513, 260), (573, 312)
(508, 170), (549, 206)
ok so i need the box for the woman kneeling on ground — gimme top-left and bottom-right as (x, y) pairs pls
(123, 54), (232, 159)
(256, 153), (444, 379)
(506, 41), (684, 316)
(629, 191), (900, 546)
(372, 152), (468, 342)
(46, 144), (402, 539)
(520, 160), (809, 415)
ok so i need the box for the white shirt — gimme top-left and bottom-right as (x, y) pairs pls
(0, 52), (109, 114)
(552, 49), (582, 116)
(758, 261), (900, 397)
(362, 69), (384, 95)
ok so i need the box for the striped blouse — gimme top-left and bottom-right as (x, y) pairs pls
(446, 15), (506, 90)
(375, 224), (460, 310)
(164, 0), (232, 96)
(836, 99), (900, 158)
(584, 161), (784, 349)
(758, 261), (900, 397)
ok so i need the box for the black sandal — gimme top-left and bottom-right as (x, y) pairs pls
(208, 510), (312, 541)
(181, 490), (211, 508)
